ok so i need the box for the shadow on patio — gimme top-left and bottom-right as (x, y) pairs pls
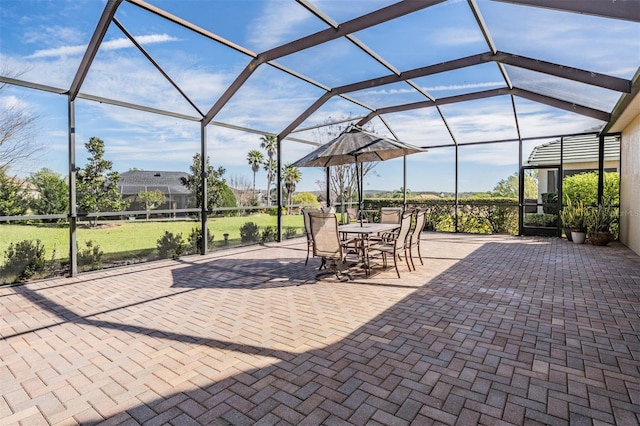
(1, 235), (639, 425)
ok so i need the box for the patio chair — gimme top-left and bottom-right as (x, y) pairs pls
(368, 207), (404, 244)
(302, 208), (320, 266)
(308, 212), (352, 281)
(346, 208), (368, 223)
(406, 209), (426, 271)
(369, 211), (413, 278)
(380, 207), (403, 224)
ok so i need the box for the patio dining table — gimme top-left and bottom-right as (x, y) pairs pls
(338, 222), (400, 275)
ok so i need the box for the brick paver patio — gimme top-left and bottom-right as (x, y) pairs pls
(1, 233), (639, 425)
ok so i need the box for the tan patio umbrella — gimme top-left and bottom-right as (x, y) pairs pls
(292, 125), (426, 225)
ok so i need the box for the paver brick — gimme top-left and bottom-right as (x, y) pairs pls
(1, 235), (638, 425)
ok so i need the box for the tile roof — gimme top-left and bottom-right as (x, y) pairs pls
(119, 171), (191, 195)
(526, 134), (620, 166)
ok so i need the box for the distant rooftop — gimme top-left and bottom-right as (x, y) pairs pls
(526, 134), (620, 166)
(119, 170), (190, 195)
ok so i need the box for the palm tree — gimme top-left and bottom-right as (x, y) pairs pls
(247, 150), (264, 202)
(282, 163), (302, 214)
(260, 135), (278, 206)
(263, 158), (276, 207)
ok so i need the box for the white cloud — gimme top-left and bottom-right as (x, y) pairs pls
(424, 81), (505, 92)
(246, 0), (313, 51)
(27, 34), (178, 58)
(24, 25), (84, 46)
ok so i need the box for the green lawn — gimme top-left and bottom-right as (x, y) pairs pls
(0, 214), (305, 264)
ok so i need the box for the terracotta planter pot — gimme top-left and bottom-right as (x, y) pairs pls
(588, 231), (613, 246)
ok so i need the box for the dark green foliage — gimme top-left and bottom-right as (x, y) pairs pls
(362, 197), (520, 235)
(220, 184), (237, 208)
(240, 222), (260, 243)
(188, 226), (214, 253)
(180, 153), (228, 211)
(260, 226), (276, 242)
(157, 231), (185, 259)
(0, 170), (27, 217)
(2, 239), (46, 280)
(524, 213), (558, 227)
(78, 240), (103, 271)
(563, 171), (619, 206)
(284, 226), (298, 239)
(541, 192), (559, 215)
(76, 137), (127, 224)
(27, 168), (69, 215)
(483, 204), (518, 234)
(456, 211), (482, 233)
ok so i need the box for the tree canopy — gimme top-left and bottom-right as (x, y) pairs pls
(492, 172), (537, 199)
(76, 137), (126, 224)
(180, 153), (228, 211)
(28, 168), (69, 215)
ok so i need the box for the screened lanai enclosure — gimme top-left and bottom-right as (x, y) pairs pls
(0, 0), (638, 282)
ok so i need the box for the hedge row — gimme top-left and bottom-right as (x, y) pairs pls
(359, 198), (519, 235)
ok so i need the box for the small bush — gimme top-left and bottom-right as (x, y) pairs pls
(260, 226), (276, 242)
(240, 222), (260, 243)
(524, 213), (557, 227)
(2, 239), (46, 280)
(483, 205), (518, 234)
(188, 226), (214, 254)
(78, 240), (103, 271)
(157, 231), (185, 259)
(284, 226), (298, 239)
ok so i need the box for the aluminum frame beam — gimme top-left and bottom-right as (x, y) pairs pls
(492, 0), (640, 23)
(357, 87), (609, 126)
(69, 0), (124, 99)
(494, 52), (631, 93)
(205, 0), (445, 127)
(113, 18), (204, 117)
(264, 0), (446, 61)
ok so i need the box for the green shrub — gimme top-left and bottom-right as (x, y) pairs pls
(524, 213), (557, 227)
(267, 207), (286, 216)
(157, 231), (185, 259)
(260, 226), (277, 242)
(284, 226), (298, 239)
(563, 171), (619, 206)
(457, 213), (485, 233)
(187, 226), (214, 254)
(482, 205), (518, 234)
(78, 240), (103, 271)
(240, 222), (260, 243)
(2, 239), (46, 280)
(541, 192), (559, 215)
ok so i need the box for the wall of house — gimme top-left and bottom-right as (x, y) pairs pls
(620, 113), (640, 255)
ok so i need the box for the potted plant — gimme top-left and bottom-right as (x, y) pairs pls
(560, 199), (574, 241)
(567, 200), (588, 244)
(587, 204), (616, 246)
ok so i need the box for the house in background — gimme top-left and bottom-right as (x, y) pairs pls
(526, 134), (620, 201)
(118, 171), (191, 215)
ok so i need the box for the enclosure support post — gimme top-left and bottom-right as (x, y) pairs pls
(200, 123), (208, 254)
(518, 138), (523, 235)
(454, 145), (459, 233)
(68, 98), (78, 277)
(597, 134), (605, 205)
(403, 154), (407, 209)
(276, 136), (282, 242)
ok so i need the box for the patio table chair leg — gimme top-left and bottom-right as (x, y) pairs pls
(406, 246), (416, 271)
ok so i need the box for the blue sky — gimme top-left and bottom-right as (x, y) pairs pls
(0, 0), (637, 193)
